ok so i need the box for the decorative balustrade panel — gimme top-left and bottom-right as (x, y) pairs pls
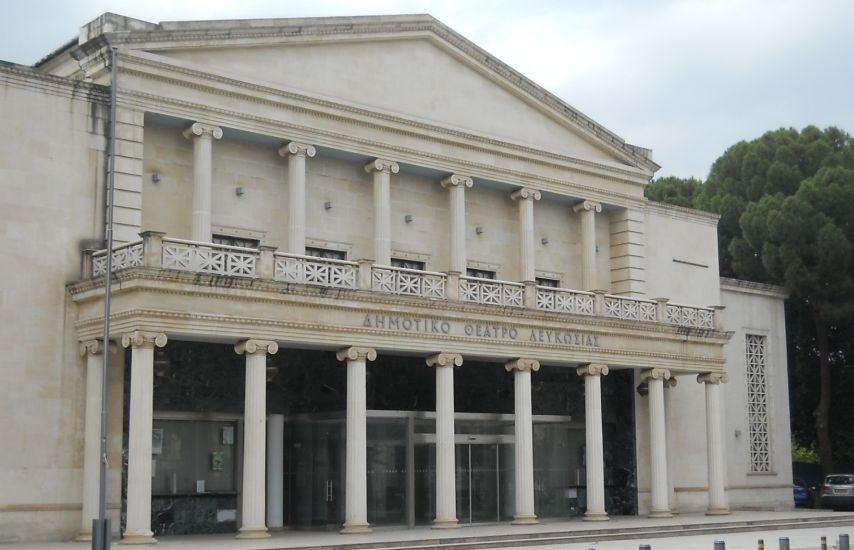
(91, 240), (144, 276)
(666, 304), (715, 329)
(161, 239), (256, 277)
(603, 295), (657, 322)
(274, 254), (358, 289)
(372, 266), (446, 298)
(536, 287), (595, 315)
(460, 277), (524, 307)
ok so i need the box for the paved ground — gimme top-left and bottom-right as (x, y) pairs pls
(6, 510), (854, 549)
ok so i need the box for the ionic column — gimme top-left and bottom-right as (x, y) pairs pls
(506, 358), (540, 524)
(364, 159), (399, 266)
(576, 363), (610, 521)
(664, 377), (678, 512)
(182, 122), (223, 243)
(440, 174), (473, 274)
(120, 331), (167, 545)
(336, 346), (378, 534)
(697, 372), (731, 515)
(278, 141), (316, 255)
(77, 339), (109, 541)
(511, 188), (542, 282)
(426, 352), (463, 529)
(234, 339), (279, 539)
(642, 368), (672, 518)
(266, 414), (285, 530)
(573, 200), (602, 291)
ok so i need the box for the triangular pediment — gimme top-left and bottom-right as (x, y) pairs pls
(115, 15), (657, 173)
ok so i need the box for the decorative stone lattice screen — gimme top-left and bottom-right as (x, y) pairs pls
(746, 334), (771, 472)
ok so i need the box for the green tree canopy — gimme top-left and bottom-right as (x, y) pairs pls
(645, 176), (703, 208)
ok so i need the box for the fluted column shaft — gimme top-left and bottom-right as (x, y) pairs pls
(266, 414), (285, 529)
(574, 200), (602, 291)
(365, 159), (399, 266)
(507, 359), (539, 524)
(427, 353), (462, 528)
(78, 340), (106, 541)
(121, 332), (167, 545)
(235, 339), (278, 539)
(441, 175), (472, 273)
(279, 142), (316, 255)
(337, 347), (377, 533)
(577, 364), (610, 520)
(512, 188), (541, 282)
(183, 123), (222, 242)
(699, 373), (730, 515)
(643, 368), (672, 518)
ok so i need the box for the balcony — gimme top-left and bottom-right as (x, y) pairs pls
(86, 232), (719, 331)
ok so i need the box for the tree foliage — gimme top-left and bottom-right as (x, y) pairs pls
(645, 176), (703, 208)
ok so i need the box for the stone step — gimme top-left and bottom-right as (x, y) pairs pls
(270, 515), (854, 550)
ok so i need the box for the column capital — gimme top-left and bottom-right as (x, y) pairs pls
(697, 372), (729, 385)
(278, 141), (316, 158)
(664, 377), (678, 389)
(79, 339), (107, 357)
(336, 346), (377, 362)
(364, 158), (400, 174)
(121, 331), (167, 349)
(505, 358), (540, 373)
(511, 187), (542, 201)
(573, 200), (602, 213)
(440, 174), (473, 189)
(426, 352), (463, 368)
(182, 122), (223, 140)
(234, 339), (279, 356)
(576, 363), (609, 377)
(641, 368), (671, 382)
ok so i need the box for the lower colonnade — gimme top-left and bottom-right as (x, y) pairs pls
(76, 334), (730, 544)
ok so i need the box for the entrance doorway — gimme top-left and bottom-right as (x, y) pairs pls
(413, 434), (515, 525)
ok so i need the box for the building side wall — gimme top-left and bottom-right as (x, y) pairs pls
(0, 69), (124, 542)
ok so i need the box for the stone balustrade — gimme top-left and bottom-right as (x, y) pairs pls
(87, 234), (721, 330)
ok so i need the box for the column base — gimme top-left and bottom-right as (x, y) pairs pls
(432, 519), (460, 529)
(511, 514), (539, 525)
(340, 522), (372, 534)
(648, 509), (673, 518)
(120, 532), (157, 545)
(583, 511), (610, 521)
(74, 528), (92, 542)
(706, 507), (731, 516)
(235, 526), (271, 539)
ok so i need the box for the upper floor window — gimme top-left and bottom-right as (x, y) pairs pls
(466, 268), (496, 280)
(212, 234), (259, 249)
(391, 258), (425, 271)
(305, 247), (347, 261)
(536, 277), (560, 288)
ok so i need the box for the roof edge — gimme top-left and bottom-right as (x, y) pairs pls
(720, 277), (789, 299)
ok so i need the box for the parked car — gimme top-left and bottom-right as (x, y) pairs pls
(793, 483), (810, 506)
(820, 474), (854, 510)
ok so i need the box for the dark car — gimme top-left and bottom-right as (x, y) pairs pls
(820, 474), (854, 510)
(794, 483), (810, 506)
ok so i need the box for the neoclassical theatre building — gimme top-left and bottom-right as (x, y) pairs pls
(0, 13), (794, 543)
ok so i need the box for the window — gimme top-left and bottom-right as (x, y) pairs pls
(466, 268), (496, 280)
(212, 234), (259, 248)
(536, 277), (560, 288)
(391, 258), (425, 271)
(746, 334), (771, 473)
(305, 247), (346, 260)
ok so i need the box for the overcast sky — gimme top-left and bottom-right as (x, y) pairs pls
(2, 0), (852, 179)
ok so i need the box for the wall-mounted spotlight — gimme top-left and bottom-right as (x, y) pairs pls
(635, 381), (649, 397)
(475, 226), (484, 235)
(404, 214), (413, 224)
(541, 237), (549, 245)
(151, 172), (161, 183)
(235, 187), (245, 197)
(324, 201), (333, 210)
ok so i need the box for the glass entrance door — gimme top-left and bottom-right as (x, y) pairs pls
(465, 443), (499, 523)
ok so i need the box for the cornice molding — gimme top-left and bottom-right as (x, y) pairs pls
(506, 358), (540, 373)
(121, 330), (167, 349)
(576, 363), (609, 377)
(336, 346), (377, 362)
(426, 352), (463, 368)
(234, 338), (278, 355)
(719, 277), (789, 299)
(644, 200), (720, 225)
